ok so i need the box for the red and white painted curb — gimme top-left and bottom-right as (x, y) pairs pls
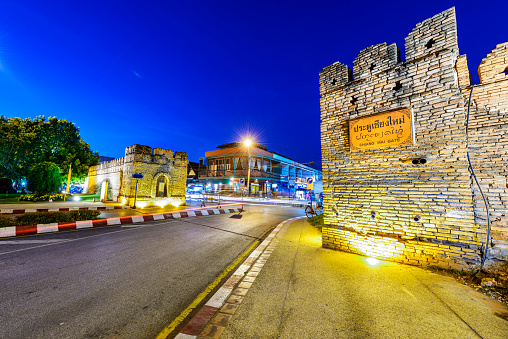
(0, 205), (129, 214)
(0, 207), (242, 238)
(174, 216), (306, 339)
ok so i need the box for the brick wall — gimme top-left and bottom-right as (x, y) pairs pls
(84, 144), (188, 207)
(459, 43), (508, 271)
(319, 7), (508, 272)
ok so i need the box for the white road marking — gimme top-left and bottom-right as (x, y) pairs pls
(0, 239), (66, 245)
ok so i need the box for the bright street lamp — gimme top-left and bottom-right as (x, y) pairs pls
(244, 139), (252, 196)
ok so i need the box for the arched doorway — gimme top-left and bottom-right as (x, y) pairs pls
(151, 173), (172, 199)
(156, 176), (168, 197)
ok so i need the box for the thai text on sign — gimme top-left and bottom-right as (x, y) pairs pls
(349, 108), (414, 151)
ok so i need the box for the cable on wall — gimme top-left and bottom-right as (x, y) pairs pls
(465, 84), (491, 267)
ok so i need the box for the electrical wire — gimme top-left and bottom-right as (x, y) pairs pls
(465, 84), (491, 267)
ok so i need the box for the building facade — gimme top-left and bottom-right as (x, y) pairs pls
(84, 144), (188, 208)
(320, 7), (508, 272)
(199, 142), (321, 198)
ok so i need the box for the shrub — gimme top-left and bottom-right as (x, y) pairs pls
(67, 210), (101, 221)
(0, 214), (13, 227)
(27, 162), (62, 194)
(15, 210), (101, 226)
(307, 213), (324, 231)
(18, 194), (34, 201)
(18, 194), (65, 202)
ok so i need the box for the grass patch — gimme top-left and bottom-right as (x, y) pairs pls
(307, 214), (324, 231)
(71, 194), (100, 202)
(0, 193), (101, 204)
(0, 194), (35, 204)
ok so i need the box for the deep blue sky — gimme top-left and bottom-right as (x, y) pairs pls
(0, 1), (505, 168)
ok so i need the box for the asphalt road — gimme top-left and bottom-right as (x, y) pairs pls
(0, 204), (304, 339)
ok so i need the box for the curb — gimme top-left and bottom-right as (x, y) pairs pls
(0, 205), (129, 214)
(172, 216), (306, 339)
(0, 207), (242, 238)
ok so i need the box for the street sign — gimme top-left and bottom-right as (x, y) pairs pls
(133, 173), (144, 179)
(306, 177), (314, 190)
(239, 178), (245, 184)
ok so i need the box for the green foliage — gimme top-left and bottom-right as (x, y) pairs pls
(0, 214), (12, 227)
(27, 162), (62, 194)
(0, 116), (99, 181)
(15, 210), (101, 226)
(0, 177), (12, 193)
(307, 213), (324, 231)
(67, 210), (102, 221)
(19, 193), (65, 202)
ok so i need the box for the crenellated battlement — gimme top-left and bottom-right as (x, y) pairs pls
(404, 7), (458, 61)
(320, 7), (508, 273)
(478, 42), (508, 84)
(353, 43), (400, 80)
(84, 144), (188, 206)
(320, 7), (459, 98)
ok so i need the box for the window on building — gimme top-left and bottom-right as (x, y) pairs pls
(216, 159), (224, 171)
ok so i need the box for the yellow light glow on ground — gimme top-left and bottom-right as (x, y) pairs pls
(366, 257), (380, 266)
(137, 201), (148, 208)
(155, 200), (168, 208)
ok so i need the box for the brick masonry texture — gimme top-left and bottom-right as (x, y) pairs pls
(319, 7), (508, 272)
(84, 144), (188, 207)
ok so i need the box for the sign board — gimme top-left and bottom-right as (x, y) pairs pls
(133, 173), (144, 179)
(239, 178), (245, 184)
(306, 177), (314, 190)
(349, 108), (414, 152)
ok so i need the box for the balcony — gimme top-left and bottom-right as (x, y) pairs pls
(200, 169), (279, 180)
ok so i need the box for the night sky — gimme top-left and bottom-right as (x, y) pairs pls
(0, 0), (505, 169)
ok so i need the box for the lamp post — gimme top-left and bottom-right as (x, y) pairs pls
(244, 139), (252, 196)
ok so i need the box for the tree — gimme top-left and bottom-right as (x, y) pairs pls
(27, 162), (61, 194)
(0, 116), (99, 181)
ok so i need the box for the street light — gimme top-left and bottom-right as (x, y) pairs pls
(244, 139), (252, 196)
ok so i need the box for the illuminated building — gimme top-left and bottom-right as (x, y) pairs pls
(199, 142), (321, 198)
(84, 144), (188, 207)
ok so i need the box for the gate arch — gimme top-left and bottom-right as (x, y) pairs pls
(150, 172), (172, 199)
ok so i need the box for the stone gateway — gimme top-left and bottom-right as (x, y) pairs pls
(320, 7), (508, 273)
(84, 144), (188, 208)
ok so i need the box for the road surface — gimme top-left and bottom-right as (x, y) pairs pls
(0, 204), (304, 339)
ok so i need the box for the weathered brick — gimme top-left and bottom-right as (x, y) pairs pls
(84, 144), (187, 207)
(320, 7), (508, 272)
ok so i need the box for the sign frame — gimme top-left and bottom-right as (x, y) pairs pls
(348, 108), (415, 152)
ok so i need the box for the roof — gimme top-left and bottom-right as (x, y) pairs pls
(216, 142), (268, 151)
(205, 146), (273, 158)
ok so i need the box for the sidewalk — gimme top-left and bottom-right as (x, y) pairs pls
(187, 218), (508, 339)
